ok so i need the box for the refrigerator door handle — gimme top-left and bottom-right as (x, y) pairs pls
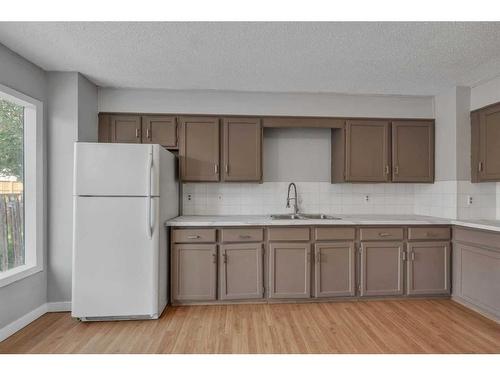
(147, 146), (154, 239)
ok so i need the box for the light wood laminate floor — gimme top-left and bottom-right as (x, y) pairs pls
(1, 299), (499, 354)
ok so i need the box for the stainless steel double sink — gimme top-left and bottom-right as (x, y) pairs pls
(270, 213), (341, 220)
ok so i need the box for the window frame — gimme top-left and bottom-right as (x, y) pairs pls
(0, 83), (44, 288)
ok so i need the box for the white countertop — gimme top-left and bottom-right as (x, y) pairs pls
(165, 214), (500, 233)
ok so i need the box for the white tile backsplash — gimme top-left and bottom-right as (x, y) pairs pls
(182, 180), (499, 220)
(182, 182), (416, 216)
(457, 180), (497, 220)
(414, 181), (458, 219)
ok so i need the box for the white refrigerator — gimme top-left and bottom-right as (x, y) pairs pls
(72, 142), (178, 321)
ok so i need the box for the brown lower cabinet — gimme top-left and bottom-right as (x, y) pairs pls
(268, 243), (311, 299)
(171, 225), (453, 305)
(452, 227), (500, 320)
(313, 242), (356, 297)
(406, 241), (450, 295)
(172, 244), (217, 301)
(219, 243), (264, 300)
(360, 241), (405, 296)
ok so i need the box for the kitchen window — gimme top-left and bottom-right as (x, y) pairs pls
(0, 84), (44, 287)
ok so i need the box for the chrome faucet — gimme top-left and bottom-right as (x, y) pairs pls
(286, 182), (299, 215)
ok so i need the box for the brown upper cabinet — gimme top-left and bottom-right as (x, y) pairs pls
(471, 102), (500, 182)
(222, 118), (262, 182)
(179, 116), (220, 182)
(392, 120), (434, 182)
(142, 116), (178, 148)
(110, 115), (142, 143)
(333, 119), (435, 183)
(99, 114), (179, 149)
(345, 120), (391, 182)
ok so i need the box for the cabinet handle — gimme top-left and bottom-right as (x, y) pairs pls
(402, 251), (406, 261)
(187, 235), (200, 239)
(135, 128), (140, 139)
(411, 251), (415, 261)
(316, 252), (321, 264)
(239, 234), (251, 239)
(223, 253), (227, 264)
(394, 166), (399, 175)
(478, 162), (483, 172)
(225, 164), (229, 174)
(385, 165), (390, 175)
(146, 128), (151, 140)
(378, 232), (391, 237)
(214, 164), (219, 174)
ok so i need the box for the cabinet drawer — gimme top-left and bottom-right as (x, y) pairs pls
(221, 228), (264, 242)
(173, 229), (216, 243)
(315, 227), (355, 241)
(408, 227), (450, 241)
(268, 227), (310, 241)
(360, 227), (403, 241)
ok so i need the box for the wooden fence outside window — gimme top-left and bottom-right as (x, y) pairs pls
(0, 194), (24, 272)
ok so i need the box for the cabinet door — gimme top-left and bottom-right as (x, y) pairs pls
(269, 243), (310, 299)
(110, 115), (142, 143)
(222, 118), (262, 181)
(179, 116), (220, 182)
(172, 244), (217, 301)
(478, 103), (500, 181)
(453, 243), (500, 317)
(98, 114), (111, 142)
(392, 120), (434, 182)
(219, 243), (263, 300)
(345, 120), (391, 182)
(360, 241), (404, 296)
(142, 116), (178, 148)
(407, 241), (450, 295)
(314, 242), (355, 297)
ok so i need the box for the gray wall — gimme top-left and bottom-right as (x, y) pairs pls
(77, 74), (98, 142)
(98, 88), (434, 118)
(0, 43), (47, 330)
(263, 128), (331, 182)
(433, 86), (471, 181)
(47, 72), (78, 303)
(470, 75), (500, 110)
(47, 72), (97, 304)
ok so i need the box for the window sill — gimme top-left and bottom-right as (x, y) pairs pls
(0, 264), (43, 288)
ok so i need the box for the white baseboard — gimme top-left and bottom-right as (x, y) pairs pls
(0, 304), (48, 343)
(47, 301), (71, 312)
(0, 301), (72, 343)
(451, 296), (500, 324)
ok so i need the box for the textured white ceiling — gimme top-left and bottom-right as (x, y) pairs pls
(1, 22), (500, 95)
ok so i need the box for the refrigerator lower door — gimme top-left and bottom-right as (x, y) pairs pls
(72, 196), (160, 320)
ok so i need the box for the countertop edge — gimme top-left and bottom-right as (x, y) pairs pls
(164, 215), (500, 233)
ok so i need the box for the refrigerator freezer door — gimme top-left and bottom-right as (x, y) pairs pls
(74, 142), (159, 197)
(72, 196), (160, 319)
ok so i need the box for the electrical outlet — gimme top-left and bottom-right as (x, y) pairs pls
(364, 195), (370, 203)
(467, 196), (473, 206)
(187, 194), (192, 201)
